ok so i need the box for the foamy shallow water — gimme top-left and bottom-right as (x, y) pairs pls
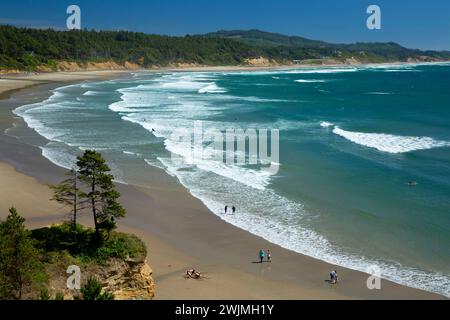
(331, 126), (450, 153)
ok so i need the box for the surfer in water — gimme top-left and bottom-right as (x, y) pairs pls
(406, 181), (418, 187)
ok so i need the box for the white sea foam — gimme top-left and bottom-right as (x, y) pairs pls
(333, 127), (450, 153)
(383, 69), (421, 73)
(286, 68), (357, 74)
(123, 150), (142, 157)
(225, 67), (357, 76)
(13, 95), (71, 143)
(361, 64), (416, 70)
(121, 116), (273, 190)
(40, 145), (77, 170)
(356, 63), (426, 73)
(147, 158), (173, 172)
(198, 83), (227, 93)
(112, 72), (279, 191)
(161, 80), (205, 91)
(320, 121), (334, 128)
(294, 79), (328, 83)
(366, 92), (394, 95)
(236, 96), (290, 103)
(83, 90), (101, 96)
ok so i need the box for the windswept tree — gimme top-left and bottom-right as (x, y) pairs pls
(50, 168), (86, 231)
(0, 208), (46, 300)
(76, 150), (126, 239)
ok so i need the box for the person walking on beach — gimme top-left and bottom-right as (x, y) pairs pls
(267, 249), (271, 263)
(259, 249), (265, 263)
(232, 206), (236, 213)
(225, 205), (228, 214)
(330, 270), (338, 284)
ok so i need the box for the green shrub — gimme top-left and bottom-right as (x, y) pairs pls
(31, 224), (147, 264)
(54, 292), (65, 300)
(39, 288), (50, 300)
(80, 277), (114, 300)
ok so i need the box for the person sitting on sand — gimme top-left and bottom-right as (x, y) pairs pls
(186, 269), (201, 279)
(259, 249), (265, 263)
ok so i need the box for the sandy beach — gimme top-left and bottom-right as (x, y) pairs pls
(0, 69), (445, 300)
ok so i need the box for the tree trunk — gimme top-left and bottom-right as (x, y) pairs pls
(73, 170), (77, 227)
(91, 177), (99, 235)
(73, 170), (78, 242)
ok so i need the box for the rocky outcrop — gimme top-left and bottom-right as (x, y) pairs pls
(46, 257), (155, 300)
(98, 258), (155, 300)
(407, 56), (441, 63)
(56, 60), (140, 71)
(244, 57), (277, 66)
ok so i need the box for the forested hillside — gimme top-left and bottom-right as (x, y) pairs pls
(207, 29), (450, 62)
(0, 26), (262, 70)
(1, 26), (449, 71)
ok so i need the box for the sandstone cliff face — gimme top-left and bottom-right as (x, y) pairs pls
(98, 258), (156, 300)
(56, 60), (140, 71)
(47, 258), (155, 300)
(244, 56), (277, 66)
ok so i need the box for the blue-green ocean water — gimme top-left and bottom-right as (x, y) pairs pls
(14, 63), (450, 296)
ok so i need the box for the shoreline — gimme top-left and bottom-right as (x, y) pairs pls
(2, 59), (448, 79)
(0, 70), (446, 299)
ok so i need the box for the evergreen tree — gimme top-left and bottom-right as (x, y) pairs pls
(0, 208), (46, 300)
(76, 150), (126, 239)
(49, 168), (85, 230)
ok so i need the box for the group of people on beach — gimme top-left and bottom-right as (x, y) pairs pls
(224, 205), (236, 214)
(258, 249), (271, 263)
(185, 269), (202, 279)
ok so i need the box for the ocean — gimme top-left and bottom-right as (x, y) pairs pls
(13, 62), (450, 296)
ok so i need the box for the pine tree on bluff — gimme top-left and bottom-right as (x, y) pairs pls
(76, 150), (126, 239)
(0, 208), (45, 300)
(49, 168), (86, 231)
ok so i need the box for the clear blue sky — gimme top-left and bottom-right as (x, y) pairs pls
(1, 0), (449, 50)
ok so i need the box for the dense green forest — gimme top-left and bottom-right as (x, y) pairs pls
(0, 26), (262, 70)
(207, 29), (450, 62)
(1, 25), (449, 71)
